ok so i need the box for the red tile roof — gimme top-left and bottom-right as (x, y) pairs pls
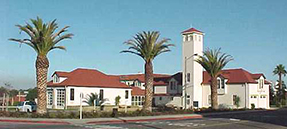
(48, 68), (131, 89)
(53, 71), (70, 77)
(251, 73), (265, 79)
(202, 68), (268, 84)
(118, 74), (170, 82)
(182, 28), (203, 34)
(131, 87), (145, 96)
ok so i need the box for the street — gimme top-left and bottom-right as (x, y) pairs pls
(0, 109), (287, 129)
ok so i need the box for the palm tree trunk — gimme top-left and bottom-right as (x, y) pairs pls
(36, 56), (49, 114)
(279, 73), (282, 103)
(143, 61), (153, 112)
(279, 73), (282, 90)
(211, 77), (218, 109)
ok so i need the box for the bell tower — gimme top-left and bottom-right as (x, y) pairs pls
(182, 28), (204, 109)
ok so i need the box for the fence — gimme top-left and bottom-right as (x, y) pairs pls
(0, 106), (17, 111)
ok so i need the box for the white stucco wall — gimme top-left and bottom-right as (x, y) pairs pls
(248, 79), (269, 109)
(47, 86), (132, 109)
(154, 96), (182, 108)
(202, 80), (270, 109)
(66, 86), (132, 107)
(202, 84), (248, 109)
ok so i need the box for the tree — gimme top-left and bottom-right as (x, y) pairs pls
(9, 17), (73, 114)
(84, 93), (106, 106)
(234, 96), (240, 109)
(115, 95), (121, 106)
(26, 87), (37, 101)
(195, 48), (233, 109)
(273, 64), (287, 104)
(121, 31), (174, 112)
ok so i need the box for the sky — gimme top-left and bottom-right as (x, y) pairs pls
(0, 0), (287, 89)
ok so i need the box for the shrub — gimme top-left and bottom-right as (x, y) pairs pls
(115, 96), (121, 106)
(251, 104), (255, 109)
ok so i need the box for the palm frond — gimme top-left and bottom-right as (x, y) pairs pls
(9, 17), (73, 57)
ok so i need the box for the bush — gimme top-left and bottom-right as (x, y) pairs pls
(251, 104), (255, 110)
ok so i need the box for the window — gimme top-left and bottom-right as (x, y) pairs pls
(195, 35), (197, 41)
(171, 97), (174, 101)
(170, 81), (177, 90)
(47, 89), (53, 106)
(56, 89), (65, 107)
(217, 78), (225, 89)
(53, 75), (59, 83)
(131, 96), (144, 106)
(217, 79), (220, 89)
(159, 97), (162, 101)
(221, 79), (225, 89)
(259, 79), (264, 89)
(70, 88), (74, 101)
(187, 73), (190, 82)
(99, 89), (104, 100)
(199, 36), (201, 41)
(208, 95), (211, 105)
(233, 95), (237, 105)
(251, 95), (257, 98)
(190, 35), (193, 41)
(125, 90), (129, 99)
(185, 35), (188, 41)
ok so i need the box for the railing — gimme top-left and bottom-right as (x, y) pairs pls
(0, 106), (17, 111)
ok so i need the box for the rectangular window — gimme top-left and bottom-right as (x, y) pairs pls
(233, 95), (237, 105)
(217, 79), (220, 89)
(125, 90), (129, 99)
(159, 97), (162, 100)
(187, 73), (190, 82)
(221, 79), (225, 89)
(47, 89), (53, 106)
(99, 89), (104, 100)
(56, 89), (65, 107)
(70, 88), (74, 101)
(208, 95), (211, 105)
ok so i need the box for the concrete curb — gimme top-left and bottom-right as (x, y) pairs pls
(0, 119), (70, 125)
(86, 115), (203, 124)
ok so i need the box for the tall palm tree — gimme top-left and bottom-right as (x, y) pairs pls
(121, 31), (174, 112)
(195, 48), (233, 109)
(273, 64), (287, 104)
(273, 64), (287, 90)
(9, 17), (73, 114)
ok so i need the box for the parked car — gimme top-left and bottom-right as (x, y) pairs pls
(16, 101), (37, 112)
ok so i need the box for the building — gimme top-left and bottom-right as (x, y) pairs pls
(47, 68), (183, 109)
(118, 72), (183, 107)
(47, 68), (132, 109)
(181, 28), (270, 109)
(202, 69), (271, 109)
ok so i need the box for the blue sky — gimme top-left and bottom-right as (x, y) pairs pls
(0, 0), (287, 89)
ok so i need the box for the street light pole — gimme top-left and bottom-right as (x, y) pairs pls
(184, 53), (198, 109)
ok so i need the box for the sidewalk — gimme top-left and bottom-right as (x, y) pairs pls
(0, 114), (202, 125)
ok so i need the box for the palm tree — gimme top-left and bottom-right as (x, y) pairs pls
(121, 31), (174, 112)
(195, 48), (233, 109)
(9, 17), (73, 114)
(273, 64), (287, 104)
(273, 64), (287, 90)
(84, 93), (105, 106)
